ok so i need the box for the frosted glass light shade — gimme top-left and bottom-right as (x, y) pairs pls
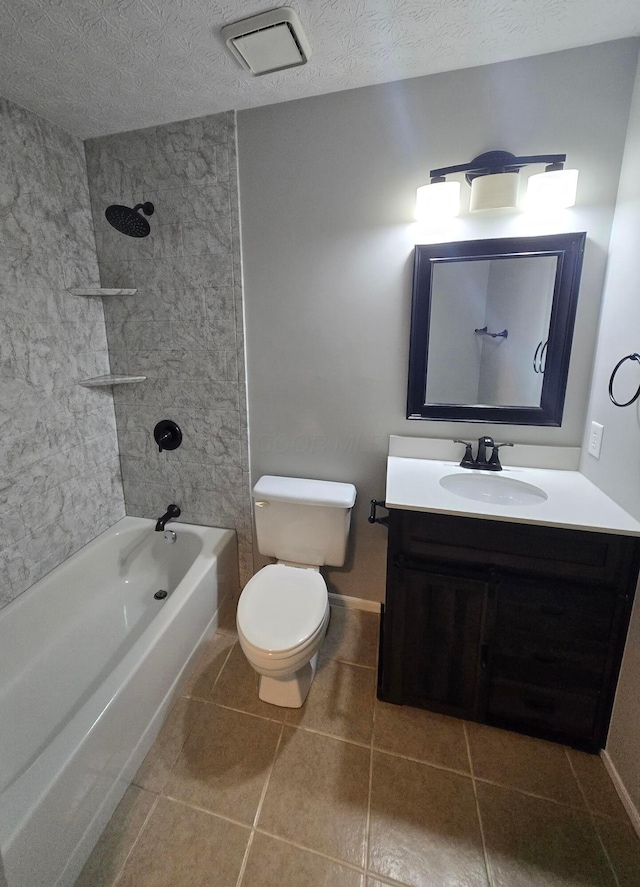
(526, 168), (579, 211)
(415, 181), (460, 222)
(469, 172), (519, 212)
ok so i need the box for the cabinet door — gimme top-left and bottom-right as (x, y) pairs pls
(383, 566), (488, 719)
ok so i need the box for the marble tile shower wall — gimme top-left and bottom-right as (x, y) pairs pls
(85, 111), (252, 582)
(0, 96), (124, 609)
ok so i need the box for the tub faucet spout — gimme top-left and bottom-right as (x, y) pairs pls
(155, 504), (181, 531)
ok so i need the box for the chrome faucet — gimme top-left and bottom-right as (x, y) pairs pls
(454, 437), (514, 471)
(155, 503), (181, 531)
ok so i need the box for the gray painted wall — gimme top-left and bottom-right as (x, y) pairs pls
(579, 56), (640, 817)
(426, 262), (488, 404)
(238, 40), (639, 603)
(0, 95), (124, 610)
(479, 257), (554, 406)
(85, 112), (253, 582)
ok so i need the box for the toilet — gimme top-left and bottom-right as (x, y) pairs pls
(236, 475), (357, 708)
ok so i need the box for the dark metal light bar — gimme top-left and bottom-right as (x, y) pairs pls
(430, 150), (567, 183)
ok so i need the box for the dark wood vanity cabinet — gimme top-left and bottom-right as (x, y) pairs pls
(378, 509), (640, 751)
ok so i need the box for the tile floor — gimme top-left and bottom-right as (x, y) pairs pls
(75, 602), (640, 887)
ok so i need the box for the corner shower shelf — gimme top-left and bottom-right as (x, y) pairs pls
(67, 287), (137, 297)
(78, 374), (146, 388)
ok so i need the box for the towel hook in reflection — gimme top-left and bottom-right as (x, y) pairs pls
(608, 353), (640, 407)
(475, 326), (508, 339)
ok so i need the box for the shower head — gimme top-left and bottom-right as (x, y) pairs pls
(105, 202), (154, 238)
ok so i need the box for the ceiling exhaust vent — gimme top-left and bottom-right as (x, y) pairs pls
(221, 7), (311, 76)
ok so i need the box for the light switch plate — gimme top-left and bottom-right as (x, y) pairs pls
(588, 421), (604, 459)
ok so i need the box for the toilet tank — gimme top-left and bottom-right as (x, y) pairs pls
(253, 476), (357, 567)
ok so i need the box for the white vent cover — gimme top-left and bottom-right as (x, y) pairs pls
(221, 8), (311, 76)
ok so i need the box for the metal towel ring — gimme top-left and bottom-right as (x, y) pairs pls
(533, 340), (548, 375)
(608, 353), (640, 407)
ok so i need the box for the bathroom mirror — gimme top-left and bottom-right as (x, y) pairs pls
(407, 232), (586, 425)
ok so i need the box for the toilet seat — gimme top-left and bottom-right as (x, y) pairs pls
(238, 608), (328, 665)
(237, 563), (328, 654)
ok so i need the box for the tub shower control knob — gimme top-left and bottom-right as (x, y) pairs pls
(154, 420), (182, 452)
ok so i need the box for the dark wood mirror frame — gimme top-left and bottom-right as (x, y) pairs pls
(407, 232), (586, 425)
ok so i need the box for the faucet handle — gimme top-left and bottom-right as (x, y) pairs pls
(454, 439), (475, 468)
(489, 442), (514, 468)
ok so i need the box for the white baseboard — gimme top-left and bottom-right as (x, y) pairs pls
(601, 749), (640, 838)
(328, 592), (381, 613)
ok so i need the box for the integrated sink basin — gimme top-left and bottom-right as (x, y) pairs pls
(439, 472), (548, 507)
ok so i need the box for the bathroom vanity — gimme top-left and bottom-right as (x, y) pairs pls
(379, 440), (640, 752)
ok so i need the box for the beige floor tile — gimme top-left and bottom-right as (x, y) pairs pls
(132, 696), (205, 793)
(595, 817), (640, 887)
(116, 797), (250, 887)
(181, 632), (235, 699)
(258, 726), (370, 867)
(211, 642), (287, 721)
(477, 781), (616, 886)
(366, 879), (408, 887)
(73, 786), (156, 887)
(241, 831), (364, 886)
(368, 751), (488, 887)
(367, 879), (415, 887)
(467, 722), (584, 807)
(366, 879), (412, 887)
(321, 606), (380, 667)
(373, 700), (469, 772)
(286, 658), (375, 745)
(568, 749), (631, 821)
(164, 703), (281, 825)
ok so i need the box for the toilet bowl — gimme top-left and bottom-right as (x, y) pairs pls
(236, 475), (357, 708)
(237, 563), (330, 707)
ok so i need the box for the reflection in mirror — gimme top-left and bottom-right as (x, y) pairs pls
(407, 233), (586, 425)
(426, 256), (557, 407)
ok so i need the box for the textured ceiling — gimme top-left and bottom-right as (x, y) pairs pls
(0, 0), (639, 138)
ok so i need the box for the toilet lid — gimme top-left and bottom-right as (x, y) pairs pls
(238, 564), (328, 653)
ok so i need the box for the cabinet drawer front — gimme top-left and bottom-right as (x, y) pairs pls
(395, 511), (632, 583)
(491, 638), (606, 693)
(488, 679), (598, 738)
(496, 579), (614, 644)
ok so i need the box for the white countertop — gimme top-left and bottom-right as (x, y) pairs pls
(385, 456), (640, 537)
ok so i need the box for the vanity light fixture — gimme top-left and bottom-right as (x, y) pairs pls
(525, 166), (580, 212)
(415, 180), (461, 220)
(415, 150), (579, 221)
(221, 7), (311, 76)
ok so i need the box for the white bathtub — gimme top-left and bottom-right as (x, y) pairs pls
(0, 516), (238, 887)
